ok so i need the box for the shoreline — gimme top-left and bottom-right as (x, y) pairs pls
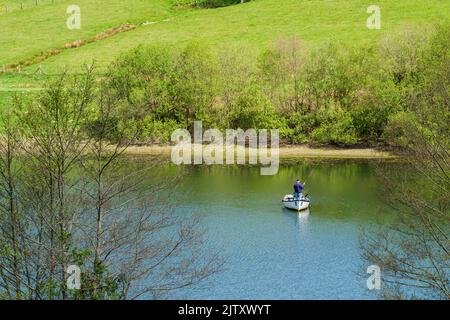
(123, 145), (397, 159)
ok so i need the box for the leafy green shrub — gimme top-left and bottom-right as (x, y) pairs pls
(378, 25), (432, 85)
(283, 113), (317, 144)
(311, 108), (358, 145)
(97, 24), (448, 147)
(383, 111), (419, 147)
(351, 103), (391, 142)
(257, 37), (307, 114)
(170, 43), (218, 126)
(105, 43), (218, 134)
(139, 117), (179, 144)
(227, 85), (286, 132)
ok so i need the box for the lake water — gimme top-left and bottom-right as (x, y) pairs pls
(157, 158), (393, 300)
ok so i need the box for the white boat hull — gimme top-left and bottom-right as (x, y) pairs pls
(282, 194), (310, 211)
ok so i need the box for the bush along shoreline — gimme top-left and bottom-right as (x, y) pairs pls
(3, 23), (449, 153)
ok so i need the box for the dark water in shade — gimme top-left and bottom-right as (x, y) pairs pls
(160, 159), (393, 300)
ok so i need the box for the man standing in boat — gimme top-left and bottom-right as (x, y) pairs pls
(293, 179), (304, 200)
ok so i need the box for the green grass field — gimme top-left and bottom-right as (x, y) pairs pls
(0, 0), (448, 92)
(0, 0), (172, 66)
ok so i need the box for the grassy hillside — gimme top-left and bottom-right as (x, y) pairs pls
(0, 0), (448, 84)
(0, 0), (173, 66)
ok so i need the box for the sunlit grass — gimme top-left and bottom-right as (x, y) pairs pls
(0, 0), (173, 66)
(1, 0), (449, 84)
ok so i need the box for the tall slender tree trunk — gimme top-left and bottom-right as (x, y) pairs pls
(58, 172), (67, 300)
(48, 173), (56, 299)
(6, 134), (21, 299)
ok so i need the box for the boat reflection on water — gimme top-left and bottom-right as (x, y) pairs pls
(296, 209), (310, 235)
(298, 209), (310, 220)
(283, 206), (311, 233)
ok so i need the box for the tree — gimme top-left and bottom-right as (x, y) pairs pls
(0, 106), (24, 299)
(360, 25), (449, 299)
(0, 67), (222, 300)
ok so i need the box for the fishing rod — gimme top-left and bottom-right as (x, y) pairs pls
(301, 167), (315, 186)
(289, 161), (318, 193)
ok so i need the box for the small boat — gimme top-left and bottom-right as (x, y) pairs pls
(282, 194), (310, 211)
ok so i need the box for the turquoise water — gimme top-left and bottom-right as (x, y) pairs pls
(166, 159), (391, 299)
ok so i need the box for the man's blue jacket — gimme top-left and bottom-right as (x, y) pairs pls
(293, 181), (304, 193)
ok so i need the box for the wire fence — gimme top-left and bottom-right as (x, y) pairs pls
(0, 0), (58, 15)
